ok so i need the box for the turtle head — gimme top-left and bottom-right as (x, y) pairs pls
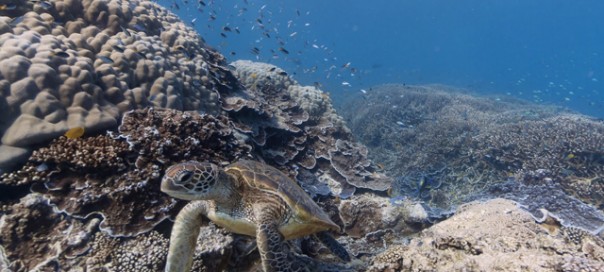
(161, 161), (230, 201)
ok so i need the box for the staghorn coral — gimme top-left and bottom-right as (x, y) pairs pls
(0, 0), (233, 171)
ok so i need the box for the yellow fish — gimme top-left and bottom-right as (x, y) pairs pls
(65, 127), (85, 139)
(566, 153), (576, 160)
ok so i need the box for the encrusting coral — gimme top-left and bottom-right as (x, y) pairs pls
(228, 60), (391, 198)
(367, 199), (604, 272)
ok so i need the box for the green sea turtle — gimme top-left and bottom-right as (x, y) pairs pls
(161, 159), (350, 272)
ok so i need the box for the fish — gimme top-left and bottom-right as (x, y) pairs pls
(121, 26), (131, 37)
(234, 27), (240, 34)
(98, 56), (114, 64)
(9, 16), (24, 27)
(341, 81), (351, 87)
(360, 89), (367, 94)
(198, 0), (206, 6)
(0, 4), (17, 11)
(230, 51), (236, 56)
(278, 47), (289, 54)
(220, 33), (227, 38)
(65, 127), (85, 139)
(278, 71), (287, 76)
(112, 44), (125, 52)
(38, 1), (52, 10)
(289, 32), (297, 37)
(250, 47), (260, 55)
(222, 26), (232, 32)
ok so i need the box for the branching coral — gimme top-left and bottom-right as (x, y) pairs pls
(339, 84), (604, 212)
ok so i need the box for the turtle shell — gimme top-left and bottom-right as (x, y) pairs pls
(225, 160), (339, 234)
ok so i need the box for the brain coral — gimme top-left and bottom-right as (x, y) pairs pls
(0, 0), (232, 171)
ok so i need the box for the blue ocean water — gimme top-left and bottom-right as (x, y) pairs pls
(161, 0), (604, 118)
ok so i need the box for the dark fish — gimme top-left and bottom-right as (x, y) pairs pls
(230, 51), (236, 56)
(121, 26), (131, 37)
(278, 47), (289, 54)
(263, 31), (270, 38)
(222, 26), (232, 32)
(54, 51), (69, 58)
(98, 56), (114, 64)
(209, 14), (216, 20)
(256, 18), (263, 24)
(250, 47), (260, 55)
(220, 33), (227, 38)
(278, 71), (287, 76)
(269, 67), (276, 72)
(112, 45), (125, 52)
(296, 9), (300, 16)
(198, 0), (206, 6)
(234, 27), (240, 34)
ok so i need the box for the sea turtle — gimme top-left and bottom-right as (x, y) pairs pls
(161, 159), (350, 272)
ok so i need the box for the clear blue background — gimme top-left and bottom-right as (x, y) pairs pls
(160, 0), (604, 118)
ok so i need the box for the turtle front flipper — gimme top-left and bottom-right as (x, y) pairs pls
(256, 205), (307, 272)
(314, 231), (351, 262)
(166, 201), (208, 272)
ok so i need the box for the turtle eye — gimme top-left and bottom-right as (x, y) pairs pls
(177, 171), (193, 184)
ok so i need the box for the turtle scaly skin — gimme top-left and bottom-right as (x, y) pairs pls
(161, 160), (350, 272)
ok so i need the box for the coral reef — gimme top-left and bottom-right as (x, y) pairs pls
(229, 60), (391, 197)
(367, 199), (604, 271)
(0, 57), (392, 270)
(0, 0), (231, 171)
(339, 84), (604, 223)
